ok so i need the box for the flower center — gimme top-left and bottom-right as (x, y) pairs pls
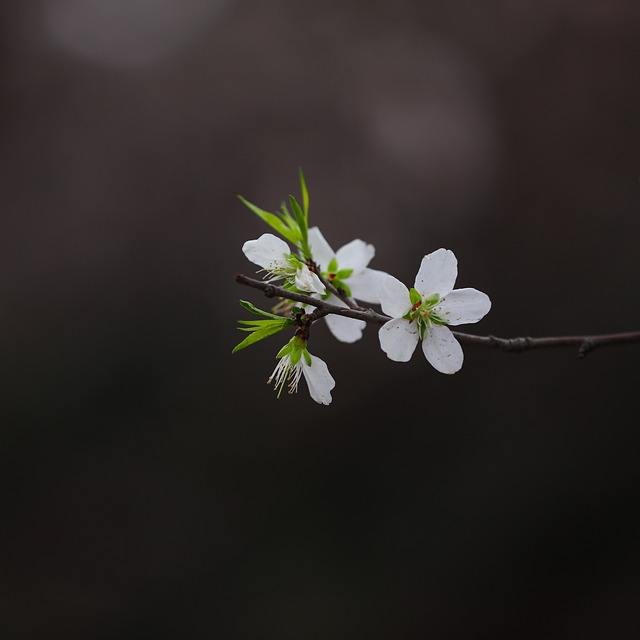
(321, 257), (353, 297)
(406, 291), (447, 337)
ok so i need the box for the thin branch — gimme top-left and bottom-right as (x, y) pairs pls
(316, 271), (360, 310)
(451, 332), (640, 357)
(235, 273), (386, 323)
(235, 273), (640, 357)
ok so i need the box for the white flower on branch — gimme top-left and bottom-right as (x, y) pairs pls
(268, 336), (335, 405)
(378, 248), (491, 374)
(305, 226), (390, 343)
(242, 233), (325, 295)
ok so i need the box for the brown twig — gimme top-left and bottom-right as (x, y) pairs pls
(307, 259), (360, 310)
(235, 273), (640, 357)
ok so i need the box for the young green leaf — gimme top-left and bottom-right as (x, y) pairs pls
(299, 167), (309, 217)
(237, 195), (299, 246)
(232, 318), (294, 353)
(239, 299), (288, 320)
(289, 194), (309, 256)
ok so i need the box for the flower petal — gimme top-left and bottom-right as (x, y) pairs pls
(379, 318), (419, 362)
(414, 248), (457, 297)
(302, 355), (335, 405)
(325, 314), (366, 343)
(322, 294), (366, 343)
(421, 324), (464, 374)
(348, 268), (390, 304)
(437, 288), (491, 326)
(378, 274), (411, 317)
(335, 239), (375, 273)
(307, 226), (335, 271)
(242, 233), (290, 270)
(295, 264), (326, 294)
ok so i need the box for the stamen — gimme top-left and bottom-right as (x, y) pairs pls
(267, 355), (303, 398)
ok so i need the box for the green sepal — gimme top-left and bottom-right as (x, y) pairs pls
(429, 312), (447, 326)
(333, 280), (352, 297)
(326, 257), (339, 273)
(409, 288), (422, 305)
(303, 349), (312, 366)
(289, 348), (302, 366)
(417, 317), (427, 340)
(288, 253), (304, 267)
(276, 342), (294, 359)
(424, 293), (440, 306)
(336, 268), (353, 280)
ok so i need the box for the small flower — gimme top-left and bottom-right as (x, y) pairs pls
(378, 248), (491, 374)
(243, 233), (325, 294)
(268, 336), (335, 405)
(306, 226), (390, 343)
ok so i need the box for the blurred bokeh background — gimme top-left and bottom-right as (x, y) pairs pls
(2, 1), (640, 638)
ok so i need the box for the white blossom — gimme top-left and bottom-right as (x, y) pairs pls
(242, 233), (325, 294)
(378, 248), (491, 374)
(306, 226), (390, 343)
(268, 338), (335, 405)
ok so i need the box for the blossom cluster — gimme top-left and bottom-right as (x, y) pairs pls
(234, 170), (491, 405)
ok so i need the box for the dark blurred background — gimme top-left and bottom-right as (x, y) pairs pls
(2, 1), (640, 638)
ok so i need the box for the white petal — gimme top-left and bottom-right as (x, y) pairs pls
(242, 233), (290, 270)
(378, 318), (419, 362)
(414, 248), (457, 297)
(307, 226), (335, 270)
(295, 264), (326, 294)
(302, 355), (335, 405)
(325, 314), (366, 343)
(437, 288), (491, 326)
(347, 268), (390, 304)
(378, 274), (411, 318)
(317, 294), (365, 343)
(421, 324), (464, 374)
(335, 239), (375, 273)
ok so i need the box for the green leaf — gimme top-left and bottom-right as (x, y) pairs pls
(237, 195), (299, 246)
(289, 194), (305, 227)
(299, 168), (309, 216)
(237, 319), (292, 329)
(289, 195), (308, 249)
(239, 299), (287, 320)
(279, 203), (301, 241)
(232, 318), (294, 353)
